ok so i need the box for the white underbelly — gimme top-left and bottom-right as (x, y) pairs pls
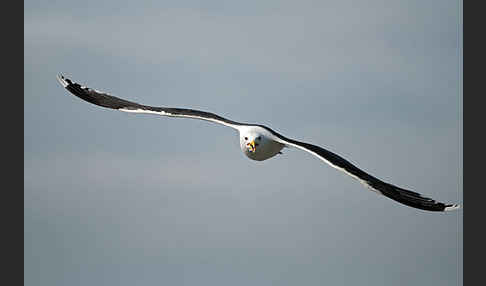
(244, 140), (285, 161)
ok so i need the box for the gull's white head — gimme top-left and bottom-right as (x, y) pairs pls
(239, 128), (285, 161)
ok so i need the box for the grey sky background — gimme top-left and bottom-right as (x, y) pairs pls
(25, 1), (462, 285)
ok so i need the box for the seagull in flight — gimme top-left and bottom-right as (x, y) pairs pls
(57, 74), (460, 212)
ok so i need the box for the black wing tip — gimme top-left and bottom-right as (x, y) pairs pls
(392, 194), (461, 212)
(56, 73), (149, 111)
(56, 73), (91, 99)
(56, 73), (101, 104)
(57, 74), (78, 90)
(443, 204), (461, 212)
(371, 183), (461, 212)
(56, 73), (70, 87)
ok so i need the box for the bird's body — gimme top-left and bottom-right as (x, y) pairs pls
(239, 126), (285, 161)
(57, 74), (461, 212)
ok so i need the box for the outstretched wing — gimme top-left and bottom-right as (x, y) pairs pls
(57, 74), (243, 129)
(264, 127), (460, 212)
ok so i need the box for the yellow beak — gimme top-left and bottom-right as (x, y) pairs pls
(247, 140), (256, 152)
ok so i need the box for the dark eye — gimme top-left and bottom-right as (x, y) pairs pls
(257, 136), (262, 140)
(244, 137), (248, 140)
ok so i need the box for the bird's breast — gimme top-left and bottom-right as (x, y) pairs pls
(242, 140), (284, 161)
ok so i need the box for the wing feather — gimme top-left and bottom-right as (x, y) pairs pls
(265, 128), (460, 212)
(57, 74), (243, 129)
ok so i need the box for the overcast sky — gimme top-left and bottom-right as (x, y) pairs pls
(25, 1), (462, 285)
